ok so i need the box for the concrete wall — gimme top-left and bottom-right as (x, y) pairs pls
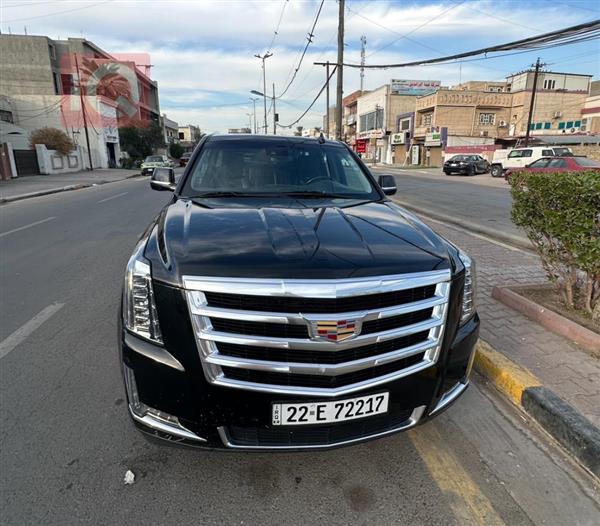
(35, 144), (84, 174)
(0, 35), (57, 95)
(508, 71), (591, 93)
(570, 145), (600, 162)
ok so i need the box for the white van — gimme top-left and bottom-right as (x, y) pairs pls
(490, 146), (572, 177)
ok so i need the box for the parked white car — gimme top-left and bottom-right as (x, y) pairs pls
(490, 146), (572, 177)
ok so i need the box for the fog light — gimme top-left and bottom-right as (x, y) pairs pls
(123, 365), (206, 442)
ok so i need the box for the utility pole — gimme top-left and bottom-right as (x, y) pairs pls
(335, 0), (345, 141)
(272, 83), (277, 135)
(246, 113), (253, 131)
(524, 57), (545, 147)
(326, 61), (330, 138)
(360, 35), (366, 92)
(254, 52), (272, 134)
(249, 97), (258, 134)
(74, 54), (93, 170)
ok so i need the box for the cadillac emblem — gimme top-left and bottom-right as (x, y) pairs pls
(312, 319), (359, 342)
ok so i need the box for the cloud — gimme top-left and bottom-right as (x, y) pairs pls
(1, 0), (595, 132)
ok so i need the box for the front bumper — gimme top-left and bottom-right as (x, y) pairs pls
(120, 312), (479, 451)
(443, 165), (470, 174)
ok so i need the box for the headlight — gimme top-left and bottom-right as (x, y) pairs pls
(123, 241), (163, 343)
(458, 250), (476, 324)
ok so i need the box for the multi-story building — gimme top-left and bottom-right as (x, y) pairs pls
(342, 90), (363, 148)
(356, 83), (432, 163)
(0, 34), (162, 169)
(178, 124), (201, 142)
(161, 114), (179, 144)
(581, 80), (600, 134)
(322, 106), (337, 139)
(227, 128), (251, 134)
(412, 70), (593, 165)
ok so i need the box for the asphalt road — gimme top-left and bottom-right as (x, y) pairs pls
(1, 177), (599, 525)
(370, 167), (522, 241)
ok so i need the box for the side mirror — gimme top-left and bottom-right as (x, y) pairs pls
(150, 167), (176, 191)
(377, 174), (397, 196)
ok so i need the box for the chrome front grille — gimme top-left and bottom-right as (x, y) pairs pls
(184, 270), (451, 397)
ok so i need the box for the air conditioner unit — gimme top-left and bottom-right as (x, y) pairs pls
(553, 111), (562, 119)
(480, 130), (489, 137)
(569, 127), (578, 133)
(498, 120), (508, 127)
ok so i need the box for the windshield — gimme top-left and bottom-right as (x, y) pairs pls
(145, 156), (163, 162)
(449, 155), (467, 161)
(574, 157), (600, 167)
(180, 139), (380, 199)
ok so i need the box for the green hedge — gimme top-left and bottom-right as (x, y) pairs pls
(510, 170), (600, 319)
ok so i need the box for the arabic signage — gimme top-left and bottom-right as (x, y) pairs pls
(425, 131), (441, 146)
(357, 129), (385, 139)
(355, 140), (367, 153)
(391, 79), (441, 96)
(391, 132), (406, 145)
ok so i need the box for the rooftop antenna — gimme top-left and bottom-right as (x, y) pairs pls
(360, 35), (367, 92)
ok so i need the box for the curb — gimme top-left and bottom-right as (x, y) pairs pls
(0, 173), (141, 204)
(492, 286), (600, 356)
(0, 184), (90, 203)
(391, 198), (533, 252)
(474, 340), (600, 479)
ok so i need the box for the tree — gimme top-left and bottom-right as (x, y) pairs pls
(30, 127), (74, 156)
(119, 119), (165, 159)
(169, 142), (184, 159)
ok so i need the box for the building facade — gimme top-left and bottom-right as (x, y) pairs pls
(0, 34), (162, 169)
(161, 114), (179, 144)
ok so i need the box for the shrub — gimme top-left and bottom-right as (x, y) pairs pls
(30, 127), (74, 156)
(510, 170), (600, 319)
(169, 142), (184, 159)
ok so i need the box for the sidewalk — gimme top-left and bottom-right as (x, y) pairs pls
(427, 219), (600, 428)
(0, 168), (139, 202)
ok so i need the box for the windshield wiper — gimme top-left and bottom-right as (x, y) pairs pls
(190, 191), (262, 198)
(282, 191), (357, 199)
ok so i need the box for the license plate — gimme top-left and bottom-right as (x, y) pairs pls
(272, 392), (389, 426)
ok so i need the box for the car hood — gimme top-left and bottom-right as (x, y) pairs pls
(147, 199), (454, 285)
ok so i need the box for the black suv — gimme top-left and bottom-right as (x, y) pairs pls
(120, 135), (479, 450)
(443, 155), (490, 176)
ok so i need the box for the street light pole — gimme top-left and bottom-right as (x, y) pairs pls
(272, 83), (277, 135)
(249, 97), (258, 134)
(254, 52), (272, 134)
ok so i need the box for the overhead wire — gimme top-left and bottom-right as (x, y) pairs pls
(278, 65), (336, 128)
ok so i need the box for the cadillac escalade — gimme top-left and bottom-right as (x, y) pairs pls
(120, 134), (479, 450)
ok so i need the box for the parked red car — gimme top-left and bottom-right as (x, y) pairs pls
(506, 156), (600, 181)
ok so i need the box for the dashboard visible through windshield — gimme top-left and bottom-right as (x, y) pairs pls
(180, 138), (381, 200)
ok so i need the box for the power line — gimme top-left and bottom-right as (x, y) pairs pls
(278, 65), (337, 128)
(265, 0), (290, 54)
(336, 19), (600, 69)
(276, 0), (325, 99)
(2, 0), (115, 22)
(365, 1), (467, 59)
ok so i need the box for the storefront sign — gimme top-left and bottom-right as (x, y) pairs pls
(391, 79), (441, 96)
(355, 140), (367, 153)
(411, 145), (420, 165)
(425, 131), (441, 146)
(391, 132), (406, 145)
(357, 129), (385, 140)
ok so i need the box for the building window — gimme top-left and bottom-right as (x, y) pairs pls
(558, 122), (566, 130)
(535, 122), (543, 130)
(359, 108), (384, 132)
(479, 113), (496, 125)
(399, 118), (411, 131)
(544, 122), (551, 129)
(49, 43), (56, 60)
(178, 132), (185, 140)
(61, 74), (74, 94)
(566, 121), (574, 128)
(422, 113), (433, 126)
(0, 110), (13, 123)
(574, 120), (581, 127)
(53, 72), (60, 95)
(488, 86), (503, 92)
(543, 79), (556, 90)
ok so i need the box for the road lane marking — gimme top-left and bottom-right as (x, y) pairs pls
(410, 425), (506, 526)
(0, 303), (65, 360)
(98, 192), (128, 203)
(0, 216), (56, 239)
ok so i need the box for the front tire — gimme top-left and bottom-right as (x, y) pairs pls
(490, 164), (503, 178)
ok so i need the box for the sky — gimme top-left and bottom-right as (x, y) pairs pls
(1, 0), (599, 133)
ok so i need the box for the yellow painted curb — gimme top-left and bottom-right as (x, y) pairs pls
(474, 340), (541, 405)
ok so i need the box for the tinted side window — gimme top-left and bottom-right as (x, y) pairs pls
(521, 150), (533, 158)
(508, 150), (522, 158)
(542, 149), (554, 156)
(529, 159), (550, 168)
(547, 158), (566, 168)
